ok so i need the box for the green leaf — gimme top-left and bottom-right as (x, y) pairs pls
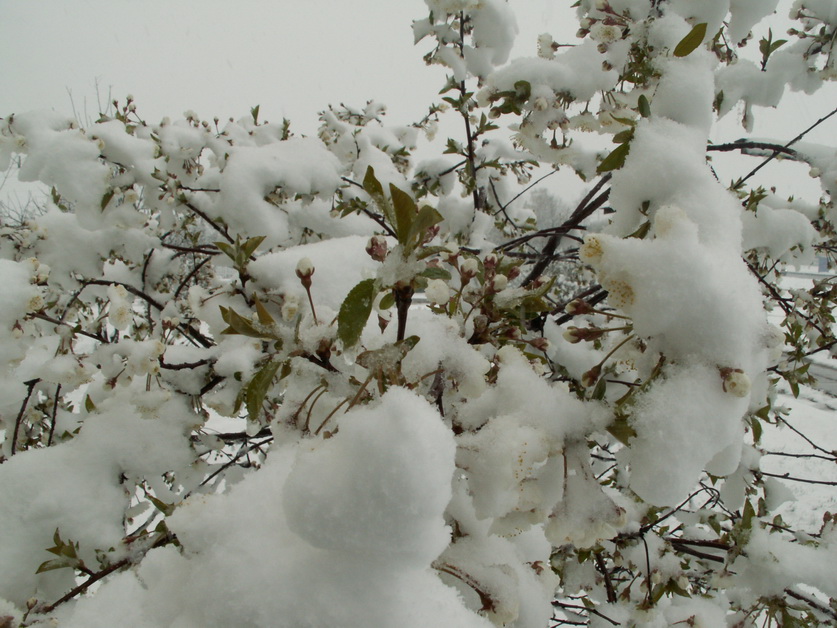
(607, 415), (637, 445)
(637, 94), (651, 118)
(407, 205), (444, 250)
(147, 494), (176, 517)
(240, 235), (266, 260)
(338, 278), (377, 348)
(214, 241), (236, 261)
(100, 189), (115, 211)
(674, 22), (707, 57)
(750, 414), (763, 443)
(37, 558), (77, 574)
(389, 183), (416, 247)
(513, 80), (532, 100)
(363, 166), (385, 204)
(220, 307), (270, 338)
(250, 104), (260, 124)
(421, 266), (452, 281)
(363, 166), (395, 227)
(591, 377), (607, 400)
(597, 141), (631, 173)
(789, 376), (800, 398)
(379, 292), (396, 310)
(246, 359), (283, 421)
(254, 296), (275, 325)
(612, 129), (634, 144)
(627, 221), (651, 239)
(741, 499), (756, 530)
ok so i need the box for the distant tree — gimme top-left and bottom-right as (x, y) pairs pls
(0, 1), (836, 626)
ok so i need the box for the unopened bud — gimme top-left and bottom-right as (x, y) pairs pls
(366, 236), (388, 262)
(491, 274), (509, 291)
(563, 326), (605, 343)
(720, 367), (751, 397)
(533, 96), (549, 112)
(460, 257), (479, 280)
(566, 299), (594, 315)
(582, 365), (602, 388)
(295, 258), (315, 287)
(529, 337), (550, 352)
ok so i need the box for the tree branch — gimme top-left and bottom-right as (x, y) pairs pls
(10, 379), (39, 456)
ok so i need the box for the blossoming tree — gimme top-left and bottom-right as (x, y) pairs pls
(1, 0), (836, 626)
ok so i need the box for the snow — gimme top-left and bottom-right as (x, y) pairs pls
(56, 389), (493, 628)
(625, 362), (747, 506)
(481, 41), (618, 103)
(1, 1), (836, 625)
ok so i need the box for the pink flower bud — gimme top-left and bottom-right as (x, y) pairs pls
(366, 236), (388, 262)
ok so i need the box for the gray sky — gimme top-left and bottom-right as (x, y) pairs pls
(1, 0), (833, 202)
(0, 0), (569, 132)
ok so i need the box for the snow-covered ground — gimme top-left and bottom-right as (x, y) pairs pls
(764, 383), (837, 534)
(763, 266), (837, 534)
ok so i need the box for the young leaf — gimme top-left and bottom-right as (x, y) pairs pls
(607, 415), (637, 445)
(147, 494), (176, 517)
(363, 166), (395, 227)
(637, 94), (651, 118)
(250, 104), (260, 124)
(221, 307), (272, 338)
(407, 205), (444, 250)
(240, 235), (266, 260)
(214, 241), (236, 261)
(421, 266), (452, 281)
(379, 291), (396, 310)
(254, 296), (275, 325)
(246, 359), (283, 421)
(389, 183), (417, 247)
(338, 278), (377, 348)
(597, 141), (631, 173)
(674, 22), (707, 57)
(100, 189), (115, 211)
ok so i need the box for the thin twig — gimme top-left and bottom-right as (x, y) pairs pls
(734, 105), (837, 188)
(758, 470), (837, 486)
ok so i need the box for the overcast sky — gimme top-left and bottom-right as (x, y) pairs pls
(1, 0), (834, 201)
(0, 0), (572, 132)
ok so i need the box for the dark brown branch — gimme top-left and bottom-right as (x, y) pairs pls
(180, 198), (234, 244)
(552, 601), (620, 626)
(27, 312), (109, 343)
(85, 279), (214, 349)
(174, 255), (212, 300)
(159, 357), (211, 370)
(785, 587), (837, 622)
(595, 552), (617, 604)
(395, 285), (414, 342)
(519, 175), (612, 286)
(774, 413), (836, 457)
(10, 379), (39, 456)
(199, 375), (226, 396)
(48, 384), (61, 447)
(160, 242), (219, 256)
(339, 178), (398, 238)
(191, 436), (273, 495)
(37, 532), (174, 614)
(707, 141), (799, 159)
(433, 561), (496, 613)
